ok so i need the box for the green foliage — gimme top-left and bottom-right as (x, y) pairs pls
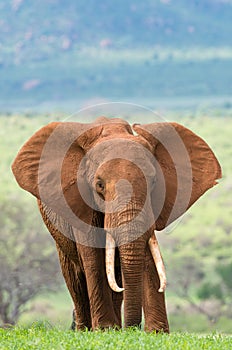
(0, 324), (231, 350)
(197, 283), (223, 300)
(216, 262), (232, 290)
(0, 194), (62, 325)
(18, 289), (72, 329)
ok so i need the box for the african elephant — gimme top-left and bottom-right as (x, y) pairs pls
(12, 117), (221, 332)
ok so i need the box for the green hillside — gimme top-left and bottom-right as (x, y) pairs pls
(0, 1), (232, 109)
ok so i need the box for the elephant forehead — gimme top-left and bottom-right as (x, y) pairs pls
(79, 136), (155, 179)
(92, 137), (152, 159)
(87, 138), (156, 179)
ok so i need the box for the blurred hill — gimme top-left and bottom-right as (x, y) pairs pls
(0, 0), (232, 110)
(1, 0), (232, 54)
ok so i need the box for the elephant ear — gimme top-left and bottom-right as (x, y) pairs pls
(133, 122), (222, 231)
(12, 122), (103, 231)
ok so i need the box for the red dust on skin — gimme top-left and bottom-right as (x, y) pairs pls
(11, 117), (221, 332)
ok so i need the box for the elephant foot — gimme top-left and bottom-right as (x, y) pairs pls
(70, 309), (91, 331)
(91, 320), (121, 331)
(71, 309), (121, 331)
(92, 325), (121, 331)
(144, 322), (170, 334)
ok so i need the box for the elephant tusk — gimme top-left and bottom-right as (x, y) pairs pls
(148, 233), (167, 293)
(105, 232), (124, 293)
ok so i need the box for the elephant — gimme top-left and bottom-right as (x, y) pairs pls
(12, 117), (221, 332)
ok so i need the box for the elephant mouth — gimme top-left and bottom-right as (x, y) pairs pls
(105, 231), (167, 294)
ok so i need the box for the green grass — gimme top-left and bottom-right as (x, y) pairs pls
(18, 289), (73, 329)
(0, 324), (231, 350)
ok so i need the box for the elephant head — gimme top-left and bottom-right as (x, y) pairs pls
(12, 117), (221, 329)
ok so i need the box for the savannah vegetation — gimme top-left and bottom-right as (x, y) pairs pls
(0, 323), (232, 350)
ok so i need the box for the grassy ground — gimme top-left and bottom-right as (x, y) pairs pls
(0, 324), (231, 350)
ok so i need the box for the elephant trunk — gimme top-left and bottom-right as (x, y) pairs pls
(104, 203), (167, 327)
(118, 238), (146, 327)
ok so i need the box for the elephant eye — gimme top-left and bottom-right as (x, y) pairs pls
(96, 179), (105, 193)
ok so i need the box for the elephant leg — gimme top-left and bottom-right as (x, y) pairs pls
(78, 244), (120, 329)
(56, 244), (91, 330)
(111, 248), (123, 327)
(143, 244), (169, 333)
